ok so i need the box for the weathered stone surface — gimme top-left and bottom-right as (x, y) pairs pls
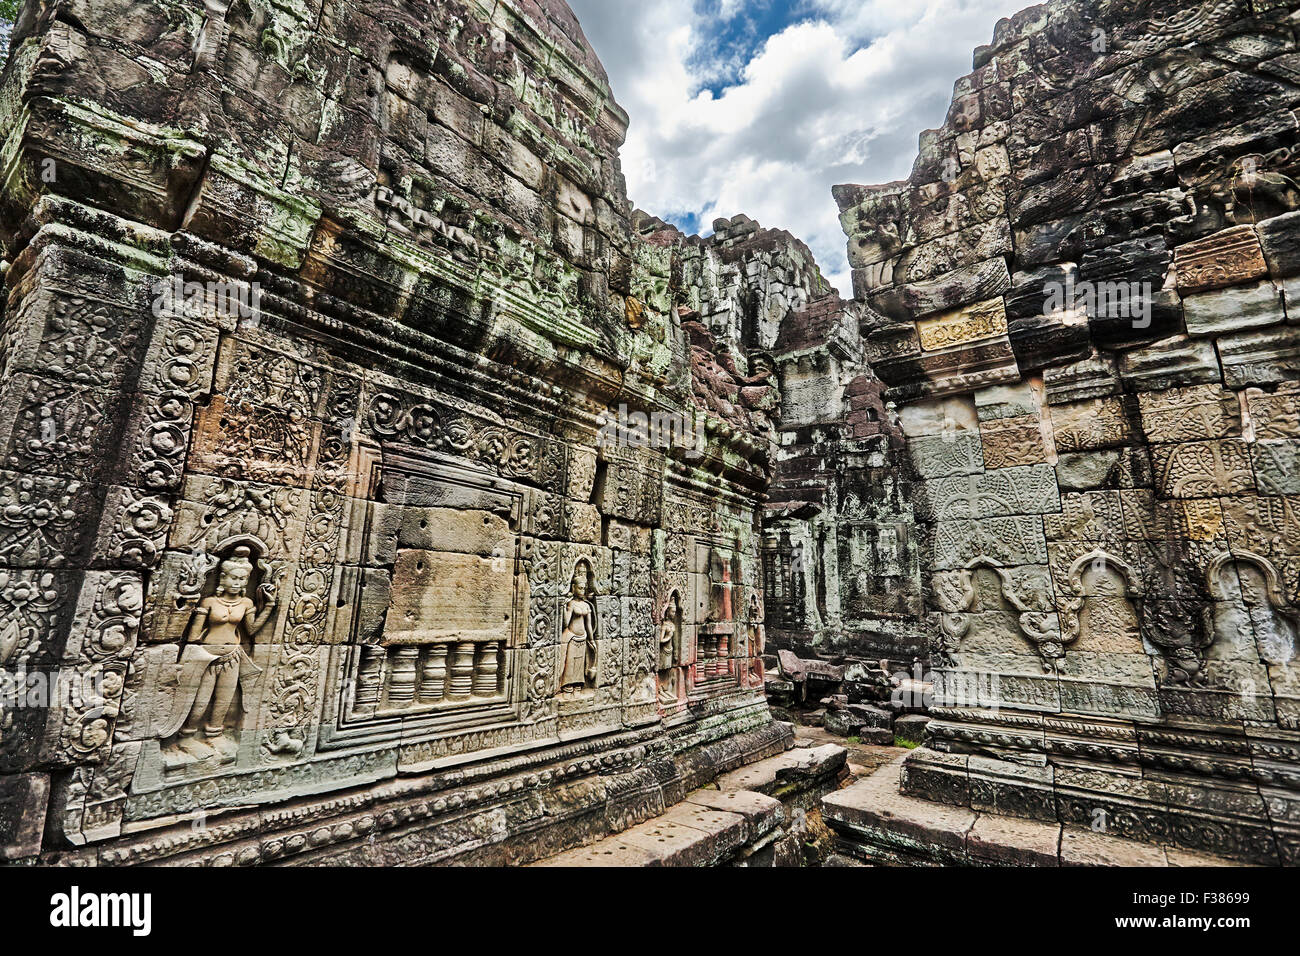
(1138, 385), (1242, 443)
(1218, 325), (1300, 388)
(824, 755), (977, 861)
(1174, 226), (1268, 294)
(1049, 396), (1131, 452)
(869, 258), (1012, 322)
(1252, 440), (1300, 495)
(966, 813), (1060, 867)
(981, 414), (1053, 469)
(6, 0), (1300, 871)
(1183, 280), (1285, 338)
(916, 297), (1009, 351)
(0, 773), (49, 860)
(715, 744), (848, 800)
(1059, 828), (1170, 868)
(532, 793), (781, 867)
(893, 714), (931, 746)
(1117, 337), (1221, 391)
(823, 754), (1251, 866)
(1043, 353), (1122, 405)
(1259, 210), (1300, 278)
(849, 704), (895, 730)
(0, 0), (805, 866)
(1056, 451), (1122, 491)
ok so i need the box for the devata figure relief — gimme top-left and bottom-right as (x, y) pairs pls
(658, 591), (683, 706)
(1061, 550), (1145, 655)
(159, 548), (278, 767)
(559, 559), (599, 693)
(707, 548), (733, 623)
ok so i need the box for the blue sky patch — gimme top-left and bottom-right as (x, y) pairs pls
(569, 0), (1026, 293)
(688, 0), (813, 97)
(665, 210), (707, 235)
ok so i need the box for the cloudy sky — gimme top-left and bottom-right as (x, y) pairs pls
(567, 0), (1025, 296)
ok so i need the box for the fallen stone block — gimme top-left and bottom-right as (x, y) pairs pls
(684, 788), (784, 834)
(778, 649), (846, 684)
(716, 744), (848, 801)
(848, 703), (894, 729)
(857, 727), (896, 746)
(823, 709), (860, 737)
(797, 708), (826, 727)
(894, 714), (932, 745)
(823, 755), (977, 864)
(889, 678), (933, 712)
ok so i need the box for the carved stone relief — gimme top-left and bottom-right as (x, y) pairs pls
(1205, 551), (1298, 667)
(1061, 550), (1146, 655)
(934, 558), (1064, 670)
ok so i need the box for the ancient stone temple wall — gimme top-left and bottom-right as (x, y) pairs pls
(836, 0), (1300, 863)
(626, 210), (927, 663)
(0, 0), (792, 864)
(765, 294), (925, 662)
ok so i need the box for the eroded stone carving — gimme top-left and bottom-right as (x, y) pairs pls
(934, 558), (1064, 670)
(9, 0), (1300, 868)
(1061, 550), (1145, 654)
(1206, 550), (1299, 667)
(657, 591), (683, 707)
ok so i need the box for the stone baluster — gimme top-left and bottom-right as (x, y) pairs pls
(387, 646), (420, 707)
(419, 645), (448, 704)
(474, 641), (500, 697)
(353, 645), (385, 718)
(448, 642), (476, 701)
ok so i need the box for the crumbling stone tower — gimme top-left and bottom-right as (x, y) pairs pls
(0, 0), (809, 864)
(828, 0), (1300, 864)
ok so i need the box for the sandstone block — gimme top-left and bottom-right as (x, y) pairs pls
(1183, 279), (1284, 338)
(1174, 225), (1267, 293)
(916, 297), (1008, 351)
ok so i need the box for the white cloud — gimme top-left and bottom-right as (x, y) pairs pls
(567, 0), (1025, 296)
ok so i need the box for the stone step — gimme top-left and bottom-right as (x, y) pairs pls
(530, 789), (784, 867)
(531, 742), (849, 867)
(823, 754), (1252, 867)
(715, 744), (848, 798)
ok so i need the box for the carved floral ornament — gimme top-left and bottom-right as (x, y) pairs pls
(367, 391), (546, 484)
